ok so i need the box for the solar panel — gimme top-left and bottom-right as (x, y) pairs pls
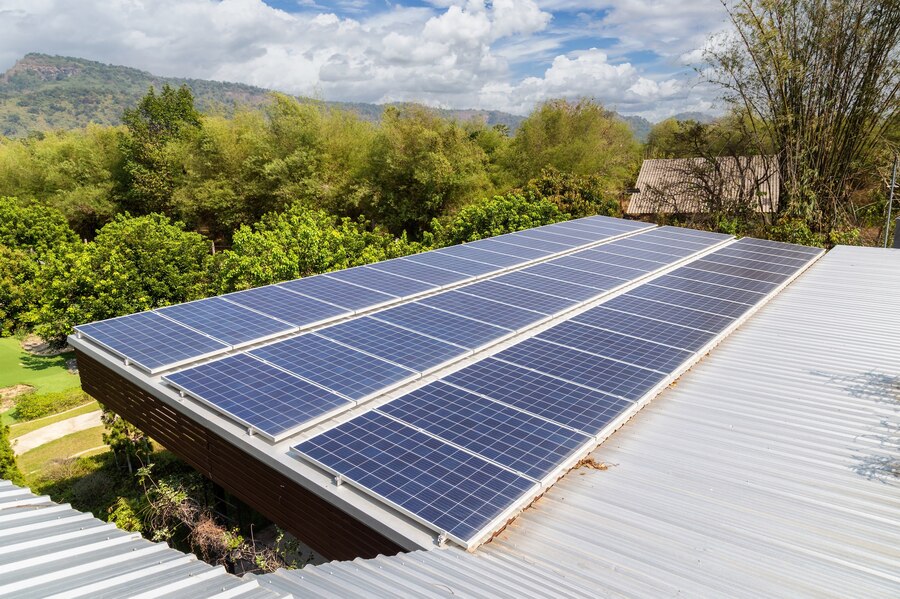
(630, 284), (752, 318)
(75, 312), (229, 373)
(249, 334), (417, 401)
(420, 291), (546, 331)
(369, 258), (471, 287)
(444, 357), (632, 436)
(695, 251), (800, 276)
(439, 244), (524, 267)
(156, 297), (295, 346)
(521, 263), (625, 292)
(537, 223), (603, 242)
(648, 275), (766, 305)
(717, 247), (811, 268)
(467, 237), (552, 259)
(613, 238), (700, 258)
(493, 337), (666, 401)
(163, 354), (350, 439)
(316, 316), (469, 373)
(491, 270), (601, 302)
(574, 248), (666, 271)
(515, 229), (584, 248)
(685, 259), (789, 284)
(549, 255), (648, 279)
(223, 286), (349, 328)
(371, 302), (513, 350)
(580, 244), (670, 265)
(600, 295), (735, 333)
(379, 381), (591, 480)
(279, 275), (396, 311)
(667, 266), (779, 294)
(325, 265), (436, 298)
(404, 250), (498, 277)
(490, 234), (570, 253)
(572, 306), (717, 352)
(656, 225), (731, 241)
(733, 237), (822, 257)
(456, 280), (578, 315)
(293, 410), (536, 544)
(537, 320), (693, 373)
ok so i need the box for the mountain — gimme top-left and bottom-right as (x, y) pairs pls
(619, 114), (651, 143)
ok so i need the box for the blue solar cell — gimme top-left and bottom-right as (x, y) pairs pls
(492, 234), (569, 253)
(371, 302), (512, 350)
(697, 252), (799, 276)
(613, 238), (697, 258)
(574, 248), (664, 271)
(492, 270), (600, 302)
(164, 354), (350, 438)
(656, 225), (731, 241)
(294, 410), (535, 543)
(223, 286), (349, 327)
(156, 297), (294, 346)
(326, 265), (436, 297)
(630, 285), (751, 319)
(634, 231), (718, 252)
(439, 244), (524, 267)
(493, 337), (666, 400)
(667, 266), (779, 294)
(249, 334), (416, 401)
(467, 237), (552, 259)
(420, 291), (546, 331)
(75, 312), (229, 372)
(457, 280), (578, 315)
(685, 259), (789, 285)
(582, 243), (670, 264)
(717, 247), (810, 267)
(444, 357), (632, 436)
(316, 316), (469, 372)
(380, 381), (591, 480)
(537, 223), (602, 242)
(549, 255), (647, 279)
(573, 306), (717, 352)
(404, 250), (498, 277)
(279, 276), (396, 311)
(733, 237), (821, 257)
(521, 263), (624, 293)
(649, 275), (766, 305)
(537, 320), (693, 373)
(515, 229), (584, 248)
(369, 258), (470, 287)
(601, 294), (735, 332)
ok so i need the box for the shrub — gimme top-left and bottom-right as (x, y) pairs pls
(12, 389), (93, 421)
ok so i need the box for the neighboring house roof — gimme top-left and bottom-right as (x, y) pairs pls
(7, 245), (898, 597)
(628, 156), (780, 214)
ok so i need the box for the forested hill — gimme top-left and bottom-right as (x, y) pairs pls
(0, 53), (653, 140)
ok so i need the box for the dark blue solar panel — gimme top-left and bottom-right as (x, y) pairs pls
(457, 280), (578, 315)
(420, 291), (545, 331)
(656, 225), (730, 241)
(580, 244), (670, 264)
(521, 263), (624, 292)
(493, 337), (666, 400)
(316, 316), (469, 372)
(279, 275), (396, 311)
(491, 234), (569, 253)
(467, 237), (552, 259)
(444, 357), (632, 436)
(538, 223), (601, 241)
(649, 275), (765, 305)
(440, 244), (524, 267)
(249, 334), (416, 401)
(573, 306), (717, 352)
(667, 266), (779, 294)
(685, 259), (789, 284)
(601, 295), (735, 332)
(164, 354), (350, 438)
(537, 321), (693, 373)
(293, 411), (535, 543)
(223, 286), (349, 327)
(515, 229), (584, 248)
(369, 258), (470, 287)
(640, 228), (728, 250)
(75, 311), (229, 372)
(156, 297), (294, 346)
(492, 270), (600, 302)
(380, 381), (590, 480)
(613, 238), (697, 258)
(549, 255), (646, 279)
(574, 248), (665, 271)
(326, 265), (436, 297)
(733, 237), (821, 257)
(404, 250), (498, 276)
(717, 247), (810, 268)
(371, 302), (512, 350)
(630, 285), (751, 318)
(697, 252), (799, 276)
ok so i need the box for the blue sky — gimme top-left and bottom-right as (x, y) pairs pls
(0, 0), (730, 120)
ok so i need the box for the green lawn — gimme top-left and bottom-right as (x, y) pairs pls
(8, 400), (100, 439)
(0, 337), (80, 394)
(17, 425), (107, 476)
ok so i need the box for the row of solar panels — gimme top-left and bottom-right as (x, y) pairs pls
(74, 216), (652, 373)
(293, 237), (823, 548)
(162, 226), (732, 440)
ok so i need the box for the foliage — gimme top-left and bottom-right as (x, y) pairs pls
(518, 168), (622, 218)
(101, 407), (152, 474)
(107, 496), (145, 532)
(433, 193), (565, 245)
(0, 423), (23, 485)
(768, 217), (826, 247)
(12, 389), (93, 421)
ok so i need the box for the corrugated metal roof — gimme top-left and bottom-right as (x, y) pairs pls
(256, 245), (900, 597)
(628, 156), (779, 214)
(0, 480), (287, 599)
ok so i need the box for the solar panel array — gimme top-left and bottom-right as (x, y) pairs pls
(293, 236), (822, 547)
(74, 215), (651, 373)
(162, 226), (729, 440)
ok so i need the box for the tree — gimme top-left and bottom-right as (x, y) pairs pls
(101, 407), (152, 475)
(517, 168), (622, 218)
(433, 193), (566, 245)
(705, 0), (900, 234)
(0, 423), (23, 485)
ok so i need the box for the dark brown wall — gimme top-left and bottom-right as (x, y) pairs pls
(77, 350), (405, 561)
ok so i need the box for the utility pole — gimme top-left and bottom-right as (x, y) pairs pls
(884, 153), (899, 248)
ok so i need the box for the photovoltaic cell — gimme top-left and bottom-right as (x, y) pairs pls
(491, 270), (601, 302)
(316, 316), (469, 373)
(439, 245), (524, 267)
(489, 235), (569, 253)
(717, 247), (810, 268)
(156, 297), (295, 346)
(75, 312), (228, 372)
(444, 357), (632, 436)
(420, 291), (546, 331)
(456, 280), (578, 315)
(574, 248), (666, 271)
(611, 238), (697, 258)
(466, 237), (551, 259)
(581, 244), (670, 265)
(379, 381), (591, 480)
(537, 320), (693, 373)
(163, 354), (350, 439)
(548, 255), (646, 279)
(404, 250), (498, 277)
(515, 229), (584, 248)
(371, 302), (513, 350)
(697, 252), (800, 276)
(293, 411), (535, 543)
(223, 286), (349, 328)
(493, 337), (666, 400)
(521, 263), (625, 292)
(326, 265), (436, 297)
(685, 259), (789, 284)
(667, 266), (779, 294)
(733, 237), (822, 257)
(630, 284), (752, 319)
(279, 276), (396, 311)
(600, 294), (735, 332)
(648, 275), (766, 305)
(249, 334), (416, 401)
(369, 258), (470, 287)
(572, 306), (716, 352)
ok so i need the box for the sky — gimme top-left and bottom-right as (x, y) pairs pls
(0, 0), (731, 121)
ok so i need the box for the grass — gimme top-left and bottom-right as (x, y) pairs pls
(0, 337), (80, 394)
(8, 400), (100, 439)
(17, 425), (107, 476)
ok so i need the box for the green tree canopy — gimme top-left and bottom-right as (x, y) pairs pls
(517, 168), (622, 218)
(0, 423), (23, 485)
(433, 193), (566, 245)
